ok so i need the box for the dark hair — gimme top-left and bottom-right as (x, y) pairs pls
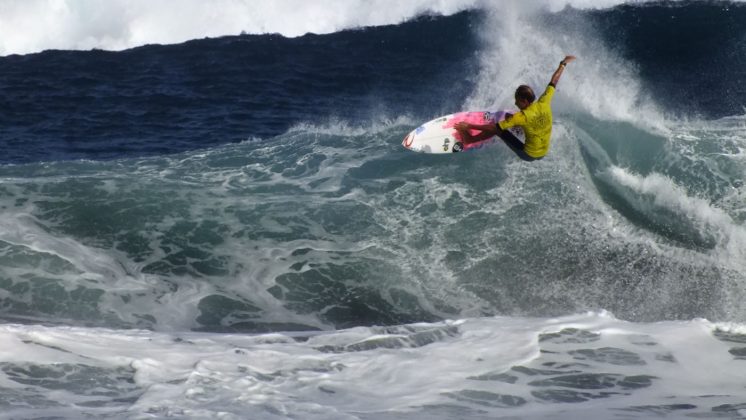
(515, 85), (535, 103)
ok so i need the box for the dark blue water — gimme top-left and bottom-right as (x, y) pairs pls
(582, 2), (746, 116)
(0, 13), (479, 164)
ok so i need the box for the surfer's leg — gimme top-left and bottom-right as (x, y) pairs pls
(500, 131), (541, 162)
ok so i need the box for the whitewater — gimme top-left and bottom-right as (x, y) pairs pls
(1, 0), (745, 419)
(3, 314), (746, 419)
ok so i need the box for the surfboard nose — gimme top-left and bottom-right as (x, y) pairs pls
(402, 132), (414, 148)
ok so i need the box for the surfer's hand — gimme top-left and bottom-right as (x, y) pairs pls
(455, 122), (470, 130)
(562, 55), (576, 65)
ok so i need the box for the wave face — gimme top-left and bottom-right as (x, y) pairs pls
(1, 1), (746, 418)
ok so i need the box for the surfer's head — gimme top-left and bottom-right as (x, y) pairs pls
(514, 85), (535, 110)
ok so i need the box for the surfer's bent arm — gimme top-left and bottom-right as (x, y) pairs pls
(469, 123), (498, 131)
(454, 122), (497, 133)
(550, 55), (576, 87)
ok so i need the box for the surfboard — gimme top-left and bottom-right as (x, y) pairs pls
(402, 110), (525, 154)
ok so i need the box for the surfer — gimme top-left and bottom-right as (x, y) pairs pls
(454, 55), (576, 161)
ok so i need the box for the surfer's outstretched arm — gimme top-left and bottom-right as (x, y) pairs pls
(550, 55), (576, 86)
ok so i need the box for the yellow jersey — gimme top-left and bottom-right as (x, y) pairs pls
(498, 84), (555, 158)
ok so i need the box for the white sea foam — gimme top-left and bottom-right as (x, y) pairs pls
(1, 312), (745, 419)
(0, 0), (481, 56)
(0, 0), (706, 56)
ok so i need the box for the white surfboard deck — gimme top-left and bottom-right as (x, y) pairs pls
(402, 110), (525, 154)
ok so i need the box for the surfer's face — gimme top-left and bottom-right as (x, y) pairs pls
(515, 98), (530, 110)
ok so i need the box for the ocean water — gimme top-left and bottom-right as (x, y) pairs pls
(0, 0), (745, 418)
